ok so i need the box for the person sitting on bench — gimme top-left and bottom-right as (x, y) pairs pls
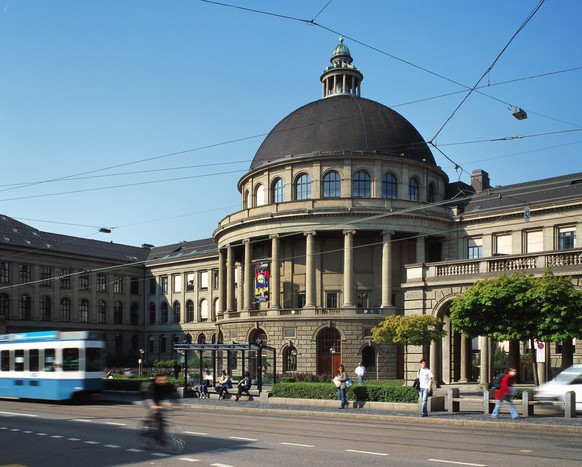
(235, 370), (252, 401)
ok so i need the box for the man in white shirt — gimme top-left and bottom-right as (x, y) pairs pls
(418, 359), (433, 417)
(355, 362), (366, 385)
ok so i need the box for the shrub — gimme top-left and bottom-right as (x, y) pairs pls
(271, 382), (418, 403)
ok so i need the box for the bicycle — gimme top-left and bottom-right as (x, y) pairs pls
(138, 408), (185, 454)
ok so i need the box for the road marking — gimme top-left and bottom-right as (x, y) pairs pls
(67, 438), (80, 441)
(179, 459), (201, 463)
(428, 460), (486, 466)
(73, 419), (92, 423)
(346, 449), (388, 456)
(0, 411), (37, 417)
(152, 452), (171, 457)
(23, 431), (34, 434)
(210, 464), (235, 467)
(35, 433), (48, 436)
(280, 442), (314, 448)
(105, 444), (121, 448)
(84, 441), (100, 445)
(51, 435), (64, 439)
(184, 431), (208, 436)
(106, 422), (126, 426)
(127, 448), (143, 452)
(229, 436), (257, 441)
(519, 450), (532, 453)
(10, 428), (21, 432)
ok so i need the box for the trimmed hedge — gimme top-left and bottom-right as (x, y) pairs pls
(271, 382), (418, 403)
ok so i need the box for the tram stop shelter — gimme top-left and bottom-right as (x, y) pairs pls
(173, 342), (276, 396)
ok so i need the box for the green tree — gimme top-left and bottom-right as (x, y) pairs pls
(372, 314), (446, 384)
(450, 270), (582, 385)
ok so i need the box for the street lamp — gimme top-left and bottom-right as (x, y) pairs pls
(329, 347), (335, 376)
(138, 349), (144, 378)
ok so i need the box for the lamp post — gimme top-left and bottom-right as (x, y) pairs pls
(330, 347), (335, 376)
(138, 349), (144, 378)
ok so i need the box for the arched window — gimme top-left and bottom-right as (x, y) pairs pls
(272, 178), (284, 203)
(243, 189), (251, 209)
(97, 300), (107, 324)
(198, 333), (207, 344)
(323, 171), (341, 198)
(173, 301), (181, 323)
(161, 302), (168, 323)
(255, 184), (265, 206)
(213, 297), (220, 315)
(353, 171), (371, 198)
(409, 177), (419, 201)
(294, 173), (311, 200)
(79, 299), (89, 323)
(382, 173), (398, 199)
(186, 300), (194, 322)
(114, 301), (123, 324)
(60, 298), (71, 322)
(40, 296), (51, 321)
(149, 302), (156, 324)
(200, 299), (208, 322)
(283, 346), (298, 372)
(428, 182), (436, 203)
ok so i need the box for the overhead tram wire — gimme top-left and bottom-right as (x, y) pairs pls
(430, 0), (546, 143)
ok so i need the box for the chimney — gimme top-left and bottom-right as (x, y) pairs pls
(471, 169), (490, 193)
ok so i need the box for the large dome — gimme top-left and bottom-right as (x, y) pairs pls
(250, 95), (436, 170)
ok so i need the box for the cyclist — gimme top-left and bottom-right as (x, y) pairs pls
(144, 375), (177, 444)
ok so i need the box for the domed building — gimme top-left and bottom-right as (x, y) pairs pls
(212, 38), (452, 378)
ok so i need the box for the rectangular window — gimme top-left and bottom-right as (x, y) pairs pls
(558, 226), (576, 250)
(200, 271), (209, 290)
(495, 233), (512, 255)
(63, 348), (79, 371)
(113, 275), (123, 294)
(0, 262), (8, 284)
(467, 237), (483, 259)
(297, 292), (306, 308)
(29, 349), (39, 372)
(149, 277), (156, 295)
(283, 328), (296, 338)
(15, 350), (24, 371)
(525, 230), (543, 253)
(356, 292), (369, 309)
(186, 273), (195, 291)
(19, 264), (32, 284)
(213, 270), (219, 289)
(173, 274), (182, 293)
(130, 277), (139, 295)
(86, 348), (102, 372)
(80, 273), (90, 291)
(326, 292), (338, 308)
(44, 349), (56, 371)
(0, 350), (9, 371)
(160, 276), (168, 294)
(59, 269), (71, 289)
(40, 266), (52, 287)
(97, 273), (107, 292)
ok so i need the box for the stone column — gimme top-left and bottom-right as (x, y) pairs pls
(460, 334), (468, 382)
(304, 232), (316, 308)
(479, 335), (490, 385)
(381, 231), (394, 308)
(218, 249), (226, 317)
(416, 236), (425, 264)
(243, 240), (253, 311)
(343, 230), (356, 308)
(270, 235), (280, 309)
(226, 244), (235, 313)
(430, 340), (439, 385)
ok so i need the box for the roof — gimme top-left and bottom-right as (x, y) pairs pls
(249, 95), (436, 171)
(147, 238), (217, 262)
(0, 214), (149, 263)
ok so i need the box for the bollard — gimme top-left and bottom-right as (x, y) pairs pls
(564, 391), (576, 419)
(483, 388), (494, 414)
(521, 390), (534, 417)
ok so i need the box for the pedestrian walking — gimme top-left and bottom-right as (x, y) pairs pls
(491, 367), (520, 420)
(418, 359), (433, 417)
(355, 362), (366, 385)
(335, 364), (348, 409)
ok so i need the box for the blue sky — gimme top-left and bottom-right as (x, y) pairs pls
(1, 1), (581, 247)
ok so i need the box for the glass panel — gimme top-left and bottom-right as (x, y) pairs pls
(63, 348), (79, 371)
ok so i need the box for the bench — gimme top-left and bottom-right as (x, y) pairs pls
(446, 388), (577, 418)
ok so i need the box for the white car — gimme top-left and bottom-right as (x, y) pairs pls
(534, 364), (582, 412)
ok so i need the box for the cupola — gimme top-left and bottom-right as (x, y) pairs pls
(320, 37), (363, 98)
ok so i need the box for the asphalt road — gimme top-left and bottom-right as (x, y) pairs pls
(0, 399), (581, 467)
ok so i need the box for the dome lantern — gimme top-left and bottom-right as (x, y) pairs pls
(321, 37), (363, 98)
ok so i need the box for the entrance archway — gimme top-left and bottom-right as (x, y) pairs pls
(317, 327), (341, 376)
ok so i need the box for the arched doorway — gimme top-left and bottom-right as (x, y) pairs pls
(248, 328), (268, 381)
(317, 327), (341, 376)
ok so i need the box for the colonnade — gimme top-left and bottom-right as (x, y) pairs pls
(216, 230), (426, 313)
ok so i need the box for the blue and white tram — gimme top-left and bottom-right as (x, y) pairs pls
(0, 330), (106, 400)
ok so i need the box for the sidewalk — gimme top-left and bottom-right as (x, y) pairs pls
(102, 384), (582, 434)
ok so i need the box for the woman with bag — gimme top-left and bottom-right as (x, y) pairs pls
(335, 364), (349, 409)
(492, 367), (520, 420)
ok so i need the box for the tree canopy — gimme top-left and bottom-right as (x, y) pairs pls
(372, 314), (447, 346)
(450, 270), (582, 343)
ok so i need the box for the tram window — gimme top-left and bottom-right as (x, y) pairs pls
(86, 348), (102, 372)
(0, 350), (8, 371)
(15, 350), (24, 371)
(29, 349), (39, 372)
(44, 349), (56, 371)
(63, 348), (79, 371)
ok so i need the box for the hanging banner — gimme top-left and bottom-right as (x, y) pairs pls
(255, 262), (269, 303)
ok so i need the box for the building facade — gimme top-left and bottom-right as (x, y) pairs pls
(1, 39), (580, 383)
